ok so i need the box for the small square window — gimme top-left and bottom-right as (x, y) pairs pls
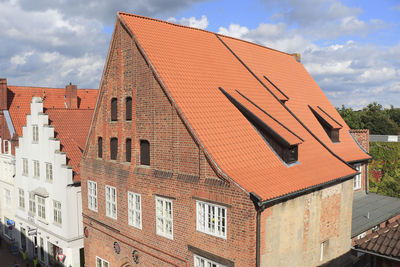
(196, 200), (227, 239)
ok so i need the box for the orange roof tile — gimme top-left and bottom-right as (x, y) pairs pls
(46, 108), (95, 182)
(7, 85), (98, 136)
(119, 13), (361, 200)
(219, 35), (370, 163)
(309, 105), (342, 130)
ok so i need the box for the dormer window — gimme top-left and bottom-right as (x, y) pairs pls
(309, 106), (342, 143)
(220, 87), (301, 165)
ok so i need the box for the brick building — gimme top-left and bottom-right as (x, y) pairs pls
(81, 13), (370, 266)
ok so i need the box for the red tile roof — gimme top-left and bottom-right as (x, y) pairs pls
(46, 108), (94, 182)
(119, 13), (363, 201)
(355, 220), (400, 259)
(7, 85), (98, 136)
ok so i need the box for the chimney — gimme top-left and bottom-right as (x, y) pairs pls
(65, 83), (78, 109)
(0, 78), (7, 110)
(292, 53), (301, 63)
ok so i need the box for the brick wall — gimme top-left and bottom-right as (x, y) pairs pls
(81, 20), (256, 267)
(350, 129), (370, 192)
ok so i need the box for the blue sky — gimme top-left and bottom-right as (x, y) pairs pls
(0, 0), (399, 109)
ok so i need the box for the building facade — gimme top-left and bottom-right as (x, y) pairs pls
(81, 13), (370, 267)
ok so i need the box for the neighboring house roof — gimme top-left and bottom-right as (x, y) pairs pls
(355, 219), (400, 260)
(352, 191), (400, 237)
(46, 108), (95, 182)
(118, 13), (365, 201)
(7, 85), (98, 136)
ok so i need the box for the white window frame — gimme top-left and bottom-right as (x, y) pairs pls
(32, 125), (39, 142)
(96, 256), (109, 267)
(29, 192), (36, 214)
(19, 188), (25, 209)
(105, 185), (117, 219)
(155, 196), (173, 239)
(88, 180), (98, 212)
(128, 192), (142, 229)
(22, 158), (28, 176)
(46, 163), (53, 182)
(37, 196), (46, 220)
(194, 255), (227, 267)
(53, 200), (62, 225)
(353, 164), (362, 190)
(33, 160), (40, 178)
(4, 188), (11, 207)
(196, 200), (227, 239)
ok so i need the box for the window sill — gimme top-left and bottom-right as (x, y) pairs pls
(53, 222), (62, 228)
(45, 179), (53, 184)
(37, 218), (48, 225)
(156, 232), (174, 240)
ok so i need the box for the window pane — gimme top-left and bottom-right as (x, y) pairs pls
(140, 140), (150, 165)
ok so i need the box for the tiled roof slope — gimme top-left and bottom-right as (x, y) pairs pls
(119, 13), (358, 201)
(46, 108), (95, 182)
(219, 35), (370, 163)
(355, 219), (400, 259)
(7, 85), (98, 136)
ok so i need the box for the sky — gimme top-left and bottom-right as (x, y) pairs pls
(0, 0), (399, 110)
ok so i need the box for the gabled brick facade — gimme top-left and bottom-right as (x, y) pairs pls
(81, 21), (257, 266)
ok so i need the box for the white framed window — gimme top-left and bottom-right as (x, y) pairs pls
(18, 188), (25, 209)
(53, 200), (62, 225)
(320, 240), (329, 261)
(155, 196), (173, 239)
(46, 163), (53, 182)
(4, 188), (11, 207)
(33, 160), (40, 178)
(22, 158), (28, 176)
(128, 192), (142, 229)
(194, 255), (227, 267)
(32, 125), (39, 142)
(105, 185), (117, 219)
(96, 256), (109, 267)
(353, 164), (362, 190)
(37, 196), (46, 219)
(196, 200), (227, 239)
(29, 192), (36, 213)
(88, 180), (98, 212)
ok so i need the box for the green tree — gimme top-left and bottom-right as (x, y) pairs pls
(337, 105), (363, 129)
(360, 102), (400, 135)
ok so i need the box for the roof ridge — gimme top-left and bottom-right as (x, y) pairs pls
(9, 85), (97, 91)
(118, 11), (292, 57)
(46, 108), (94, 111)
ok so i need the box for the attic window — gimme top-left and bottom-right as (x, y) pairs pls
(110, 137), (118, 160)
(126, 97), (132, 121)
(220, 87), (299, 165)
(309, 106), (342, 143)
(111, 98), (118, 121)
(140, 140), (150, 166)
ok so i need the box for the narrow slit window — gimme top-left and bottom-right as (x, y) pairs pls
(110, 138), (118, 160)
(111, 98), (118, 121)
(126, 97), (132, 121)
(140, 140), (150, 166)
(98, 137), (103, 158)
(126, 138), (132, 162)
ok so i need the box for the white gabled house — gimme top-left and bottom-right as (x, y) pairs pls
(14, 97), (95, 267)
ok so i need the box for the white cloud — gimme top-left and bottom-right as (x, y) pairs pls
(167, 15), (209, 29)
(10, 51), (34, 66)
(218, 24), (249, 38)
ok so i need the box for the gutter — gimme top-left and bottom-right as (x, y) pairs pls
(351, 247), (400, 262)
(250, 172), (356, 266)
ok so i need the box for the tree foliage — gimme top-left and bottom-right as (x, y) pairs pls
(337, 102), (400, 135)
(369, 142), (400, 197)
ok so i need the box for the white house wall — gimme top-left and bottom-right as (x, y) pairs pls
(14, 97), (83, 267)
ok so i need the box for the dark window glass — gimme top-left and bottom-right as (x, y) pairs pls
(126, 97), (132, 121)
(111, 98), (118, 121)
(98, 137), (103, 158)
(140, 140), (150, 166)
(126, 138), (131, 162)
(110, 138), (118, 160)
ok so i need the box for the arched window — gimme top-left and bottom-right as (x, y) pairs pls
(140, 140), (150, 166)
(126, 97), (132, 121)
(126, 138), (132, 162)
(98, 137), (103, 158)
(111, 98), (118, 121)
(110, 138), (118, 160)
